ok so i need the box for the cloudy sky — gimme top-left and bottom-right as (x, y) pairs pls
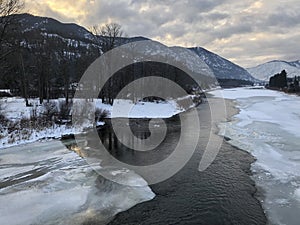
(25, 0), (300, 68)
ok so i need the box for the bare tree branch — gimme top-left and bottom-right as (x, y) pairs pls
(0, 0), (24, 45)
(89, 22), (124, 53)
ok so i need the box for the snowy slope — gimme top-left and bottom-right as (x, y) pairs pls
(189, 47), (257, 82)
(288, 60), (300, 68)
(247, 60), (300, 81)
(18, 13), (94, 42)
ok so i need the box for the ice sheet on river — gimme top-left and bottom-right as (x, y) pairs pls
(211, 87), (300, 225)
(0, 141), (155, 225)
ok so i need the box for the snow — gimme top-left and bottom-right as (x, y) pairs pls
(247, 60), (300, 81)
(191, 47), (256, 81)
(110, 99), (187, 118)
(0, 89), (11, 93)
(84, 96), (194, 119)
(210, 87), (282, 99)
(294, 188), (300, 201)
(0, 97), (32, 120)
(0, 141), (155, 225)
(210, 87), (300, 137)
(0, 96), (195, 149)
(210, 87), (300, 225)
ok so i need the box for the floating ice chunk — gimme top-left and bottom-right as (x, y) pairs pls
(294, 188), (300, 202)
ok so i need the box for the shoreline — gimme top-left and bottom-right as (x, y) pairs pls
(0, 97), (268, 225)
(210, 87), (300, 225)
(108, 98), (267, 225)
(216, 97), (268, 223)
(0, 95), (198, 150)
(0, 96), (268, 225)
(266, 86), (300, 97)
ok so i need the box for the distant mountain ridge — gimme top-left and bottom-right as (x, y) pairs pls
(17, 13), (94, 41)
(189, 47), (257, 82)
(247, 60), (300, 81)
(3, 13), (256, 86)
(286, 60), (300, 68)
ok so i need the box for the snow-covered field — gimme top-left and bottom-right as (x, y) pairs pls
(210, 87), (300, 225)
(0, 97), (189, 121)
(0, 96), (195, 149)
(110, 99), (187, 118)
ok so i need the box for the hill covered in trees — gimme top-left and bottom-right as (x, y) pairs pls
(267, 70), (300, 93)
(1, 13), (257, 105)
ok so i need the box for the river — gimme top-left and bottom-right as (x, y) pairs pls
(212, 87), (300, 225)
(0, 97), (267, 225)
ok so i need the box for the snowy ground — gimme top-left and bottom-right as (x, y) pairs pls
(210, 87), (300, 225)
(0, 97), (194, 120)
(0, 96), (195, 149)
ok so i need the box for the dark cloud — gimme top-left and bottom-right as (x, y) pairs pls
(211, 22), (253, 39)
(266, 10), (300, 28)
(206, 12), (229, 21)
(25, 0), (300, 67)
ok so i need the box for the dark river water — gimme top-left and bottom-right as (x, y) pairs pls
(73, 100), (267, 225)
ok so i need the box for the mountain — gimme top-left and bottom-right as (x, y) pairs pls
(189, 47), (257, 82)
(287, 60), (300, 68)
(17, 13), (94, 41)
(1, 13), (257, 92)
(247, 60), (300, 81)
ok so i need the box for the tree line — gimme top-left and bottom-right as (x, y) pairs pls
(268, 69), (300, 93)
(1, 0), (208, 109)
(269, 70), (288, 89)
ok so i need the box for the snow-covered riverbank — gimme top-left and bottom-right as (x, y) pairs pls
(210, 87), (300, 225)
(0, 96), (197, 149)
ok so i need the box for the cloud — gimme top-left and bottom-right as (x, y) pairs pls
(266, 8), (300, 29)
(24, 0), (300, 68)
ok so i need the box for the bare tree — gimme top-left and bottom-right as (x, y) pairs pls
(0, 0), (24, 45)
(89, 22), (125, 105)
(90, 22), (124, 53)
(19, 49), (29, 106)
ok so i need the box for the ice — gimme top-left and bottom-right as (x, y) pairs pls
(294, 188), (300, 201)
(212, 88), (300, 182)
(209, 87), (283, 99)
(0, 141), (155, 225)
(210, 87), (300, 225)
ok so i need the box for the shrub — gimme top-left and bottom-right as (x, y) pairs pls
(0, 113), (8, 126)
(0, 103), (8, 126)
(57, 100), (73, 124)
(95, 108), (109, 122)
(29, 106), (38, 122)
(42, 101), (58, 121)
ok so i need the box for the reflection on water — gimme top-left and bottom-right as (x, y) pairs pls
(61, 101), (268, 225)
(65, 116), (181, 167)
